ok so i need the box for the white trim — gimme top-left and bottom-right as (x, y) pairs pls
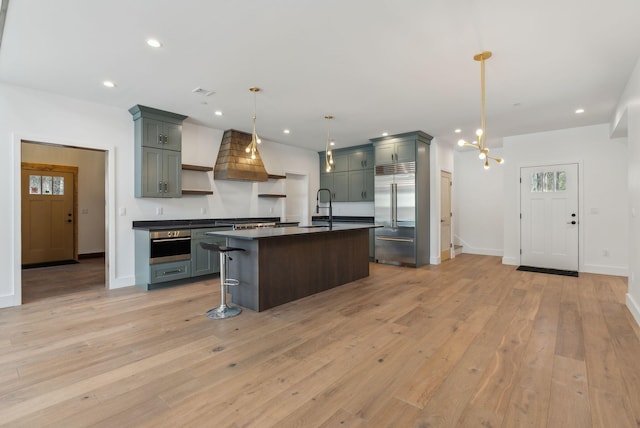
(11, 132), (119, 306)
(581, 264), (628, 277)
(430, 255), (441, 264)
(455, 236), (503, 257)
(627, 292), (640, 328)
(502, 256), (519, 266)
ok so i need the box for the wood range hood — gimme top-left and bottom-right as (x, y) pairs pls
(214, 129), (269, 182)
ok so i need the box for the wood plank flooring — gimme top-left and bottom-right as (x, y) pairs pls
(2, 254), (640, 427)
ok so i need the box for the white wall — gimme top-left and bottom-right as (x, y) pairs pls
(21, 142), (106, 254)
(613, 55), (640, 326)
(502, 124), (628, 276)
(453, 148), (504, 256)
(1, 83), (319, 307)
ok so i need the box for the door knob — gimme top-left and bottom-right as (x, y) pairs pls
(571, 213), (576, 217)
(566, 220), (577, 225)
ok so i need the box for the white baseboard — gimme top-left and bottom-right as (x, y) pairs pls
(454, 236), (503, 257)
(108, 275), (136, 289)
(581, 264), (628, 277)
(0, 294), (20, 308)
(502, 256), (519, 266)
(627, 293), (640, 329)
(430, 255), (441, 265)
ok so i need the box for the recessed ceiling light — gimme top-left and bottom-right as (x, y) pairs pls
(214, 110), (223, 116)
(283, 129), (290, 134)
(454, 129), (461, 133)
(103, 81), (116, 88)
(147, 39), (162, 48)
(575, 108), (585, 114)
(382, 132), (389, 137)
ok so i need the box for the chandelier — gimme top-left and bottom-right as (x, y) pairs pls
(245, 87), (261, 160)
(324, 115), (334, 172)
(457, 51), (504, 169)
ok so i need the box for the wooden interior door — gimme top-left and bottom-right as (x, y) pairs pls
(440, 171), (452, 261)
(21, 163), (78, 265)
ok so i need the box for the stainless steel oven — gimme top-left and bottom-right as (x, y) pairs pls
(149, 230), (191, 264)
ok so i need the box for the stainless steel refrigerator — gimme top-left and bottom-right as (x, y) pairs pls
(372, 131), (431, 267)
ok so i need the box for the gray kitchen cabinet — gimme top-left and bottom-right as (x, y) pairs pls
(319, 171), (348, 202)
(318, 144), (374, 203)
(348, 169), (374, 201)
(149, 260), (191, 284)
(191, 228), (229, 276)
(129, 104), (187, 198)
(348, 147), (374, 170)
(374, 139), (415, 165)
(140, 147), (182, 198)
(142, 118), (183, 151)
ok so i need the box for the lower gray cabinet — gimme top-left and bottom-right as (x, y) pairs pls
(191, 228), (229, 276)
(149, 260), (191, 284)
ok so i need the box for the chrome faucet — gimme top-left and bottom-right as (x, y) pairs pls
(316, 188), (333, 229)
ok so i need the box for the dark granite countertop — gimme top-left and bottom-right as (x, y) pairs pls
(206, 223), (378, 240)
(132, 217), (286, 231)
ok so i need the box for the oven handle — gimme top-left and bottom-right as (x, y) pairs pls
(151, 237), (191, 243)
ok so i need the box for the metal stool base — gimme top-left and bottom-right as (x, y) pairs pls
(206, 304), (242, 319)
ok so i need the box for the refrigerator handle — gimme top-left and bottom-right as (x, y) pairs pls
(391, 183), (398, 228)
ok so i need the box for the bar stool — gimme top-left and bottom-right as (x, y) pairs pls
(200, 241), (245, 319)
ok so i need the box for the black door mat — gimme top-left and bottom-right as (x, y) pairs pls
(517, 265), (578, 277)
(22, 260), (79, 269)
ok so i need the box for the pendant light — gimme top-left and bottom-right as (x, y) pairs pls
(324, 115), (334, 172)
(457, 51), (504, 169)
(245, 87), (261, 160)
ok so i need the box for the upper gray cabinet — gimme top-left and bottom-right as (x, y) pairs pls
(374, 139), (415, 165)
(318, 145), (374, 202)
(129, 105), (187, 198)
(348, 148), (374, 170)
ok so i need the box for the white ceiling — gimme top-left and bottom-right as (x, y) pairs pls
(1, 0), (639, 152)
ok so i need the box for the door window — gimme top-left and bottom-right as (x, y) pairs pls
(530, 170), (566, 193)
(28, 175), (65, 195)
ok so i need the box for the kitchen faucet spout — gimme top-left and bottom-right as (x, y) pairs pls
(316, 188), (333, 229)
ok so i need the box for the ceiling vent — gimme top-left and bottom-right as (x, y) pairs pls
(214, 129), (268, 182)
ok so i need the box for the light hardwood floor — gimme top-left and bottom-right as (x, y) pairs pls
(2, 254), (640, 427)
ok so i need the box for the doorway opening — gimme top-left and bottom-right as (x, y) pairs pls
(440, 170), (452, 261)
(20, 141), (107, 303)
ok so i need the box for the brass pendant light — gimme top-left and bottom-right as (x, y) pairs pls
(324, 115), (334, 172)
(457, 51), (504, 169)
(245, 87), (261, 160)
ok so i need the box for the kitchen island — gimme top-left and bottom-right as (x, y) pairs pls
(207, 224), (377, 311)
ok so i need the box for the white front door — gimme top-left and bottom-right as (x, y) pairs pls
(520, 163), (579, 271)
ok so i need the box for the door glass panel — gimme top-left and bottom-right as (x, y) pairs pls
(543, 171), (555, 192)
(42, 176), (53, 195)
(29, 175), (41, 194)
(53, 176), (64, 195)
(530, 172), (542, 192)
(555, 171), (566, 191)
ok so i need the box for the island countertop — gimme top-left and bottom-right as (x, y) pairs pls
(206, 223), (378, 240)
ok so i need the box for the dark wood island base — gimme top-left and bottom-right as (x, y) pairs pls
(208, 225), (374, 311)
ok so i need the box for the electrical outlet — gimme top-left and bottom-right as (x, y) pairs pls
(156, 207), (163, 215)
(200, 207), (206, 214)
(119, 207), (126, 216)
